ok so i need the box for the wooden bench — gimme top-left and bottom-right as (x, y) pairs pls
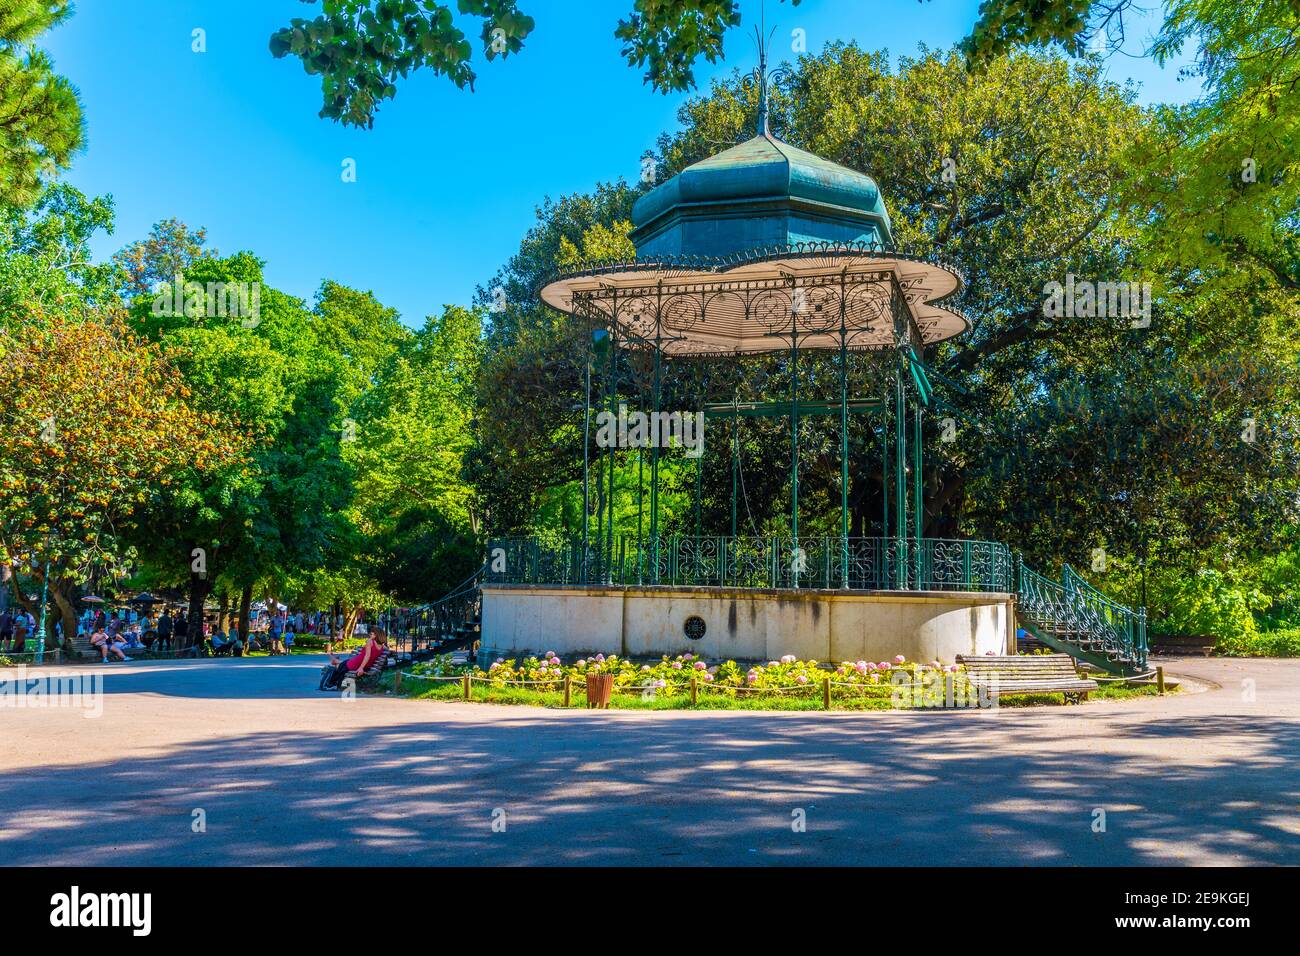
(337, 650), (392, 694)
(956, 654), (1099, 704)
(1149, 633), (1215, 657)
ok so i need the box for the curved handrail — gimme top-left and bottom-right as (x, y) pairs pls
(1016, 556), (1147, 670)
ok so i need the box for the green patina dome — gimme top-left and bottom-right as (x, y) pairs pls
(630, 132), (894, 259)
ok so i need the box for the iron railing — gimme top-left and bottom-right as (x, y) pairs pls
(379, 565), (484, 660)
(485, 535), (1014, 593)
(1015, 557), (1147, 669)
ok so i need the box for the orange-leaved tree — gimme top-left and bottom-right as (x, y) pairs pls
(0, 309), (246, 651)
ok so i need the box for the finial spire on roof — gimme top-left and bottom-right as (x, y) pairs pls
(752, 4), (777, 138)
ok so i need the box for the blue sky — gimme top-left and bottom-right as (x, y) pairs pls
(44, 1), (1201, 327)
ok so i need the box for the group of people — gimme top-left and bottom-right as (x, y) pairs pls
(5, 596), (387, 680)
(0, 608), (35, 654)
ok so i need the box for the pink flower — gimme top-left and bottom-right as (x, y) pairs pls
(694, 661), (706, 670)
(780, 654), (796, 664)
(683, 653), (694, 661)
(747, 674), (758, 684)
(948, 664), (960, 673)
(545, 651), (556, 659)
(595, 653), (605, 662)
(576, 659), (586, 666)
(878, 662), (892, 671)
(796, 674), (808, 684)
(894, 655), (905, 664)
(672, 662), (683, 670)
(703, 673), (714, 682)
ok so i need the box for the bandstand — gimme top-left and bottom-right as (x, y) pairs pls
(472, 53), (1147, 673)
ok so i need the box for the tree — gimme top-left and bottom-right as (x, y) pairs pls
(0, 0), (83, 208)
(0, 311), (243, 650)
(112, 219), (216, 301)
(347, 305), (483, 599)
(0, 182), (116, 322)
(270, 0), (799, 127)
(960, 1), (1300, 293)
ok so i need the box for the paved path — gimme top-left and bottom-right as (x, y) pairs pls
(1, 655), (1297, 865)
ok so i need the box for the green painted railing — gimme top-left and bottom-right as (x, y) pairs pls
(379, 565), (484, 660)
(1015, 556), (1147, 671)
(486, 535), (1014, 593)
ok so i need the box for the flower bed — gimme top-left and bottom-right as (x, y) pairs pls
(404, 651), (983, 708)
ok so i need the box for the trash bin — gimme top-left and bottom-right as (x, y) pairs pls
(586, 673), (614, 709)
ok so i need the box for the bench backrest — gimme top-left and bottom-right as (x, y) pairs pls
(957, 654), (1081, 680)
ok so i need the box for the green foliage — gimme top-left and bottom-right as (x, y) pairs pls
(616, 0), (800, 93)
(964, 1), (1300, 297)
(346, 305), (483, 598)
(269, 0), (535, 127)
(272, 0), (806, 126)
(0, 183), (116, 322)
(0, 0), (82, 207)
(1218, 627), (1300, 658)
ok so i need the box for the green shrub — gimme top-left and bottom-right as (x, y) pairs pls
(1148, 568), (1267, 640)
(1217, 627), (1300, 657)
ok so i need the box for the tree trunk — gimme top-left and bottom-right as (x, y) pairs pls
(7, 566), (39, 627)
(343, 606), (360, 642)
(217, 590), (230, 632)
(186, 569), (210, 650)
(47, 577), (79, 655)
(0, 563), (9, 615)
(237, 583), (253, 644)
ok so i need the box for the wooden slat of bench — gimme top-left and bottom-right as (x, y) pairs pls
(957, 654), (1098, 695)
(977, 681), (1097, 686)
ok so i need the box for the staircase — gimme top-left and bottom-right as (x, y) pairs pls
(382, 565), (484, 664)
(1015, 556), (1148, 675)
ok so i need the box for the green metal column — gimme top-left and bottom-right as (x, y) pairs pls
(839, 323), (850, 590)
(694, 455), (703, 537)
(637, 447), (644, 584)
(695, 363), (704, 536)
(731, 403), (739, 538)
(650, 340), (661, 583)
(605, 319), (618, 584)
(581, 344), (591, 581)
(881, 417), (889, 540)
(913, 400), (923, 585)
(790, 317), (800, 553)
(894, 362), (907, 589)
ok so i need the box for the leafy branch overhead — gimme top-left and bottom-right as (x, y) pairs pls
(271, 0), (799, 127)
(616, 0), (800, 93)
(269, 0), (534, 128)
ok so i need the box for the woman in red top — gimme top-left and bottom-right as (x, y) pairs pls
(320, 629), (388, 690)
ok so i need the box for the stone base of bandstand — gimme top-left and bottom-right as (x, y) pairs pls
(480, 584), (1014, 664)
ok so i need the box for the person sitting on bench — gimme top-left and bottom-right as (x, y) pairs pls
(210, 628), (236, 656)
(90, 625), (130, 663)
(319, 629), (388, 690)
